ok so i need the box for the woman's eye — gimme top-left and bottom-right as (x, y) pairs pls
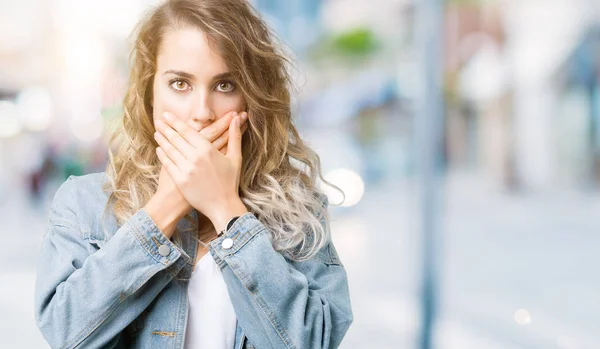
(216, 81), (235, 93)
(170, 80), (189, 91)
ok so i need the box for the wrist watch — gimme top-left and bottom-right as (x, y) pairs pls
(219, 216), (240, 236)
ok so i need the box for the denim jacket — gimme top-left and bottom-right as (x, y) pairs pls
(34, 172), (353, 349)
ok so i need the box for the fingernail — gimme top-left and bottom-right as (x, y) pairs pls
(163, 112), (172, 120)
(235, 116), (241, 127)
(241, 112), (248, 121)
(232, 111), (238, 116)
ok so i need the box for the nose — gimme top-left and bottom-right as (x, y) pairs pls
(190, 91), (215, 129)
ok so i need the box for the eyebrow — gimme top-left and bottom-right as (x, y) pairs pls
(163, 70), (233, 81)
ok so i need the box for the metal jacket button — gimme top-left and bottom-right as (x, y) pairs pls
(222, 238), (234, 249)
(158, 244), (170, 256)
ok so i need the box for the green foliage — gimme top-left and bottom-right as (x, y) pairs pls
(331, 27), (379, 56)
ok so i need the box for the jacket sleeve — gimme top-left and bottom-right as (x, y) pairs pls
(208, 197), (354, 349)
(34, 176), (191, 349)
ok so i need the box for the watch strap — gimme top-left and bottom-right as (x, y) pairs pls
(219, 216), (240, 236)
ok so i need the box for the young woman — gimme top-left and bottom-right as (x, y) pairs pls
(34, 0), (353, 348)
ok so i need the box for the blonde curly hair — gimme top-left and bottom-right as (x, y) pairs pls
(103, 0), (342, 261)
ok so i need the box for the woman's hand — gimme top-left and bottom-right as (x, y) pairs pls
(200, 110), (249, 155)
(146, 110), (247, 237)
(154, 111), (249, 232)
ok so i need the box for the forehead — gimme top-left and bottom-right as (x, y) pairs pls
(156, 27), (228, 75)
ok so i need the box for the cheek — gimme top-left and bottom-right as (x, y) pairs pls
(213, 94), (246, 118)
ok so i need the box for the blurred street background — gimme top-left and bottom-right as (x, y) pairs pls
(2, 0), (600, 348)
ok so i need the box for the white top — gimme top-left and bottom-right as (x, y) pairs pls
(184, 252), (237, 349)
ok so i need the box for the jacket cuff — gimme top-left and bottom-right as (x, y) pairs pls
(130, 208), (191, 274)
(208, 212), (265, 269)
